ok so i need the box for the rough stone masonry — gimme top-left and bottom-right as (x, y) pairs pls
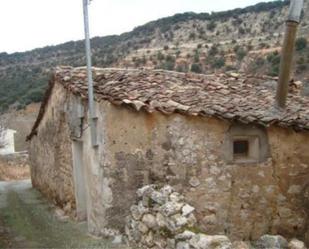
(28, 67), (309, 245)
(125, 185), (307, 249)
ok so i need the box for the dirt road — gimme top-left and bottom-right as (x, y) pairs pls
(0, 180), (129, 248)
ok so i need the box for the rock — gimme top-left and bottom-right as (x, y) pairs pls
(160, 201), (183, 217)
(187, 213), (197, 227)
(126, 184), (200, 248)
(137, 185), (155, 198)
(167, 238), (176, 249)
(175, 230), (196, 241)
(144, 230), (155, 247)
(189, 177), (201, 187)
(288, 239), (306, 249)
(112, 235), (122, 244)
(55, 208), (65, 217)
(138, 222), (149, 234)
(142, 214), (157, 229)
(129, 225), (142, 242)
(230, 73), (240, 78)
(232, 241), (251, 249)
(189, 234), (232, 249)
(172, 213), (188, 227)
(255, 235), (288, 249)
(177, 241), (190, 249)
(151, 190), (167, 205)
(63, 202), (72, 213)
(130, 205), (142, 220)
(161, 185), (174, 196)
(202, 214), (217, 225)
(170, 192), (184, 202)
(165, 218), (179, 233)
(182, 204), (195, 217)
(156, 212), (166, 227)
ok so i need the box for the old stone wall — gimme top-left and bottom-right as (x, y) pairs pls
(91, 101), (309, 244)
(29, 83), (77, 211)
(28, 85), (309, 244)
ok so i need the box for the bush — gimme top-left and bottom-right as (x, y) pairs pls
(189, 32), (196, 40)
(207, 21), (216, 31)
(267, 51), (280, 64)
(269, 64), (279, 76)
(157, 52), (165, 61)
(191, 63), (202, 73)
(238, 27), (246, 35)
(236, 48), (247, 61)
(211, 57), (225, 69)
(208, 45), (219, 56)
(176, 65), (188, 72)
(194, 51), (200, 63)
(295, 37), (307, 51)
(160, 61), (175, 71)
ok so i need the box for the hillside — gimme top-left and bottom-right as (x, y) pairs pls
(0, 0), (308, 112)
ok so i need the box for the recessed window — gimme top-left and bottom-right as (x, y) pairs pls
(233, 140), (249, 158)
(223, 125), (270, 164)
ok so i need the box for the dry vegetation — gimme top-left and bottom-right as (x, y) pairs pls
(0, 156), (30, 181)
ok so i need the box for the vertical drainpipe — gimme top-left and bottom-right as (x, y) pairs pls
(276, 0), (304, 109)
(82, 0), (98, 147)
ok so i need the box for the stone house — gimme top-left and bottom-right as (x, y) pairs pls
(27, 66), (309, 243)
(0, 129), (16, 155)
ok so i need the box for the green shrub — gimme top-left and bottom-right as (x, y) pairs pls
(236, 48), (247, 61)
(208, 45), (219, 56)
(295, 37), (307, 51)
(207, 21), (216, 31)
(194, 51), (200, 63)
(211, 57), (226, 69)
(191, 63), (202, 73)
(189, 32), (196, 40)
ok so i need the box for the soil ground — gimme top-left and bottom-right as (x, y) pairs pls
(0, 180), (130, 248)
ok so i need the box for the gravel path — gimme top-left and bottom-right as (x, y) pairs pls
(0, 180), (129, 249)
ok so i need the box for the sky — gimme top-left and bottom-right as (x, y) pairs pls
(0, 0), (276, 54)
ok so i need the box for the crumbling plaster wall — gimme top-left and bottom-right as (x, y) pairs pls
(29, 83), (80, 210)
(28, 83), (309, 243)
(91, 101), (309, 243)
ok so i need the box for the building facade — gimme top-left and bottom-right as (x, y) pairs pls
(28, 67), (309, 243)
(0, 129), (16, 155)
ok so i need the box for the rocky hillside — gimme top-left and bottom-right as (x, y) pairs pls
(0, 0), (308, 112)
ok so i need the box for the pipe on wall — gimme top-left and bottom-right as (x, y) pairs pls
(275, 0), (304, 109)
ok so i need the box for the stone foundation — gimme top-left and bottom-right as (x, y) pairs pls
(125, 185), (307, 249)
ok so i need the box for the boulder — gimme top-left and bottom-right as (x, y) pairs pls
(175, 230), (196, 241)
(288, 239), (306, 249)
(255, 235), (288, 249)
(232, 241), (252, 249)
(189, 234), (232, 249)
(182, 204), (195, 217)
(176, 241), (190, 249)
(142, 214), (157, 229)
(160, 201), (183, 217)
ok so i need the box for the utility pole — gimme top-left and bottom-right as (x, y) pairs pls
(82, 0), (98, 147)
(276, 0), (304, 109)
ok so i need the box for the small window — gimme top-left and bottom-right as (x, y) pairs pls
(233, 140), (249, 158)
(224, 125), (269, 164)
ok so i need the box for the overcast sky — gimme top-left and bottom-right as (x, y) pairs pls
(0, 0), (276, 54)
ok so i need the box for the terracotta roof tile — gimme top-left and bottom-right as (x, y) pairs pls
(27, 66), (309, 140)
(54, 66), (309, 131)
